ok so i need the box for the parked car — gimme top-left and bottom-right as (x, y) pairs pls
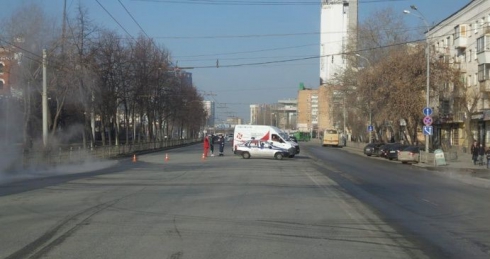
(363, 143), (384, 157)
(398, 146), (421, 164)
(379, 143), (397, 158)
(385, 144), (410, 160)
(234, 139), (292, 160)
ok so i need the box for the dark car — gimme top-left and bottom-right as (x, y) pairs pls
(363, 143), (384, 157)
(385, 144), (410, 160)
(379, 143), (396, 158)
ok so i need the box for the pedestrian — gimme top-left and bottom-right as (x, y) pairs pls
(486, 147), (490, 169)
(218, 135), (225, 156)
(478, 143), (485, 166)
(209, 134), (215, 156)
(203, 135), (210, 157)
(471, 141), (478, 165)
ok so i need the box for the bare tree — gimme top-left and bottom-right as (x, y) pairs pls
(0, 3), (58, 148)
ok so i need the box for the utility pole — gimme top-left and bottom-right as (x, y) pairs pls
(42, 49), (48, 147)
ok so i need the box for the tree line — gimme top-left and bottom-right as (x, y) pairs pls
(330, 8), (474, 148)
(0, 3), (206, 150)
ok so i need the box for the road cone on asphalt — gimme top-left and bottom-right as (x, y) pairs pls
(165, 153), (169, 162)
(132, 154), (137, 163)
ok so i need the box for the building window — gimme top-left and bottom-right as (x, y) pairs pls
(0, 62), (4, 74)
(455, 24), (467, 39)
(0, 79), (3, 90)
(477, 35), (490, 53)
(478, 64), (490, 81)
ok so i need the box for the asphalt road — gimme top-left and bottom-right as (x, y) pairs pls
(303, 141), (490, 259)
(0, 141), (487, 258)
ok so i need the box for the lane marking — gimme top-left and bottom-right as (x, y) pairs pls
(421, 198), (439, 207)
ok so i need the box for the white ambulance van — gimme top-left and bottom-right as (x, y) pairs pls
(233, 125), (299, 157)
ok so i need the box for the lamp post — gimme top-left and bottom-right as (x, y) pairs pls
(404, 5), (430, 161)
(356, 54), (373, 143)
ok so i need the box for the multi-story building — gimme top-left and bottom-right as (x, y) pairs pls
(297, 84), (318, 133)
(202, 100), (215, 128)
(226, 116), (242, 127)
(0, 47), (12, 96)
(318, 0), (357, 138)
(248, 100), (297, 130)
(276, 99), (297, 130)
(317, 85), (334, 131)
(428, 0), (490, 148)
(249, 104), (272, 125)
(319, 0), (358, 85)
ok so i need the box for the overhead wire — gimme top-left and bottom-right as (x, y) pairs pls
(95, 0), (134, 40)
(131, 0), (408, 6)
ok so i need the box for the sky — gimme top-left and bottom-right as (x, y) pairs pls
(1, 0), (470, 123)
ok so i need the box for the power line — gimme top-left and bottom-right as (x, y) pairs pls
(117, 0), (151, 39)
(132, 0), (408, 6)
(95, 0), (134, 40)
(176, 38), (427, 69)
(174, 43), (317, 58)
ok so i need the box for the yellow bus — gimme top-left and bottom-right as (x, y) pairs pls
(322, 129), (341, 147)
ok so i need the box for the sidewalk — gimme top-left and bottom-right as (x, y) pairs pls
(339, 141), (490, 188)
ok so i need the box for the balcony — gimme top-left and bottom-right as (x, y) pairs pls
(478, 50), (490, 64)
(454, 24), (467, 49)
(439, 111), (466, 123)
(454, 37), (467, 49)
(480, 80), (490, 92)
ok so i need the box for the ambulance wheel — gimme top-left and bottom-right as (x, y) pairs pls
(274, 153), (283, 160)
(242, 152), (251, 159)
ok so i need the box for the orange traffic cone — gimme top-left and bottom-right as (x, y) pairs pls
(132, 154), (137, 163)
(165, 153), (169, 162)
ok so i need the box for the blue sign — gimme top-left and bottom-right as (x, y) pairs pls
(423, 107), (433, 116)
(367, 125), (373, 132)
(423, 125), (433, 136)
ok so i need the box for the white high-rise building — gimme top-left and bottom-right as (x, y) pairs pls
(319, 0), (358, 85)
(202, 100), (215, 128)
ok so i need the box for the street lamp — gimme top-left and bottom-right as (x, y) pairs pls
(404, 5), (430, 161)
(356, 54), (373, 143)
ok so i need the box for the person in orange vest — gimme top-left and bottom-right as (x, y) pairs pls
(203, 135), (210, 157)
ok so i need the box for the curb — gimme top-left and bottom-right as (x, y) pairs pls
(341, 145), (490, 189)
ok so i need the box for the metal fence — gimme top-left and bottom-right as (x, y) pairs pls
(2, 139), (200, 171)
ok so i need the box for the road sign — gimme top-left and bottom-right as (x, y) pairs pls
(367, 125), (373, 132)
(423, 125), (433, 136)
(423, 116), (433, 126)
(423, 107), (433, 116)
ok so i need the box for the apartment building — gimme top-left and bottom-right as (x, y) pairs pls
(320, 0), (358, 85)
(297, 84), (319, 133)
(0, 47), (12, 96)
(317, 85), (335, 131)
(428, 0), (490, 147)
(276, 99), (297, 130)
(202, 100), (215, 128)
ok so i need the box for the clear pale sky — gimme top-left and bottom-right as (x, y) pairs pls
(1, 0), (470, 123)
